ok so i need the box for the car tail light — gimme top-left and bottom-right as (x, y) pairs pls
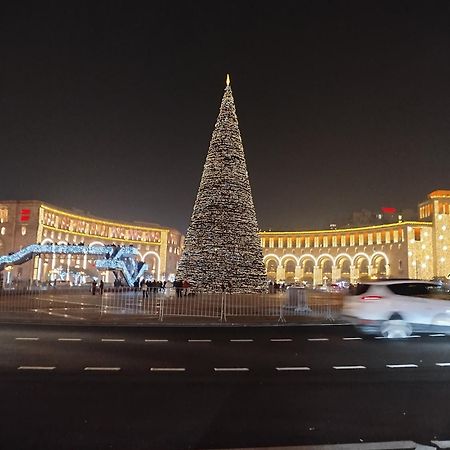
(360, 295), (383, 301)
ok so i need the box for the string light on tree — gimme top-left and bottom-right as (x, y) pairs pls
(177, 75), (267, 293)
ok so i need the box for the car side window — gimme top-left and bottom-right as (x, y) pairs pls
(388, 283), (438, 298)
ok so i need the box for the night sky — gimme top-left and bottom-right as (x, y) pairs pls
(1, 1), (449, 233)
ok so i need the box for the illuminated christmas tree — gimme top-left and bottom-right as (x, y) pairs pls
(177, 75), (267, 293)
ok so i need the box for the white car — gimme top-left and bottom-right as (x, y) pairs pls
(342, 280), (450, 338)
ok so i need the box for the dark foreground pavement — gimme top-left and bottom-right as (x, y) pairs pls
(1, 323), (450, 449)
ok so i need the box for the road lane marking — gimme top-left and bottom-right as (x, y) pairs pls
(307, 338), (329, 342)
(375, 336), (388, 339)
(58, 338), (82, 341)
(230, 339), (254, 342)
(386, 364), (418, 369)
(84, 367), (121, 371)
(333, 365), (366, 370)
(276, 367), (310, 371)
(214, 367), (249, 372)
(15, 337), (39, 341)
(342, 337), (363, 341)
(270, 338), (293, 342)
(188, 339), (212, 343)
(407, 335), (421, 338)
(18, 366), (55, 371)
(101, 339), (125, 342)
(436, 363), (450, 367)
(150, 367), (186, 372)
(430, 334), (446, 337)
(145, 339), (169, 343)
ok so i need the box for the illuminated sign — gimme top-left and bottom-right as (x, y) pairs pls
(20, 209), (31, 222)
(381, 207), (397, 214)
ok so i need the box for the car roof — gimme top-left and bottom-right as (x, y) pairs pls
(357, 279), (437, 286)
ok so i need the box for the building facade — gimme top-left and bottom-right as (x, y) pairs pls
(260, 191), (450, 285)
(0, 201), (184, 286)
(1, 190), (449, 288)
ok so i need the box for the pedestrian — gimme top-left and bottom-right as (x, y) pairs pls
(99, 279), (104, 295)
(182, 279), (190, 296)
(92, 279), (97, 295)
(175, 279), (182, 298)
(141, 279), (149, 299)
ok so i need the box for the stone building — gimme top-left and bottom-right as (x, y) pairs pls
(260, 190), (450, 285)
(0, 201), (183, 286)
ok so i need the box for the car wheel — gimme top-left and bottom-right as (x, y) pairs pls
(380, 318), (412, 339)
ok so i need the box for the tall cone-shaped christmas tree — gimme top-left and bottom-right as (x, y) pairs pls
(177, 75), (267, 293)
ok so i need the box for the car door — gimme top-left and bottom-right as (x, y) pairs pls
(386, 282), (439, 325)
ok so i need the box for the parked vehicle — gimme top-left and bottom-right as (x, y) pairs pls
(342, 280), (450, 338)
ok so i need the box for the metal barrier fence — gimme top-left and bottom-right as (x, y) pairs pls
(0, 286), (344, 323)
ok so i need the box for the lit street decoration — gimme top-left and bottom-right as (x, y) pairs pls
(0, 244), (147, 286)
(176, 75), (267, 293)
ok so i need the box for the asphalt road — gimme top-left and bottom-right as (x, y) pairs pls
(1, 323), (450, 449)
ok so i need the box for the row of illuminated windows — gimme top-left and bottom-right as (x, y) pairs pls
(41, 229), (181, 255)
(261, 230), (406, 249)
(43, 212), (161, 243)
(0, 226), (27, 236)
(420, 201), (450, 219)
(420, 204), (434, 219)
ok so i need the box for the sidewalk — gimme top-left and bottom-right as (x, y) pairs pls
(0, 310), (346, 327)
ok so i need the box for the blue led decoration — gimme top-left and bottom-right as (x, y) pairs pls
(0, 244), (147, 286)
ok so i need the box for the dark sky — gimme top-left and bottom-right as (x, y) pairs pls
(1, 1), (449, 232)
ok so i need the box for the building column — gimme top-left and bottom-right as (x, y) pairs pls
(294, 265), (303, 282)
(67, 255), (71, 282)
(276, 266), (286, 282)
(313, 266), (322, 287)
(367, 265), (374, 278)
(350, 265), (359, 284)
(331, 265), (341, 283)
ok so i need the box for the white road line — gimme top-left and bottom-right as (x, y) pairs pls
(214, 367), (249, 372)
(84, 367), (121, 371)
(276, 367), (310, 371)
(188, 339), (212, 343)
(436, 362), (450, 367)
(150, 367), (186, 372)
(386, 364), (418, 369)
(58, 338), (82, 341)
(307, 338), (329, 342)
(342, 337), (363, 341)
(333, 365), (366, 370)
(18, 366), (55, 371)
(145, 339), (169, 343)
(15, 337), (39, 341)
(270, 338), (293, 342)
(430, 334), (446, 337)
(407, 335), (421, 338)
(230, 339), (254, 342)
(375, 336), (388, 339)
(101, 339), (125, 342)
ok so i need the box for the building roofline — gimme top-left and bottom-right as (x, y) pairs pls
(0, 199), (181, 234)
(41, 204), (173, 233)
(259, 221), (432, 236)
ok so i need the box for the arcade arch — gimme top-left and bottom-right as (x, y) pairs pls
(141, 251), (161, 280)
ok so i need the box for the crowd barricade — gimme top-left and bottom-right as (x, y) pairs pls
(279, 287), (344, 321)
(0, 285), (344, 323)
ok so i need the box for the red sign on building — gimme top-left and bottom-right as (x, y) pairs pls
(20, 209), (31, 222)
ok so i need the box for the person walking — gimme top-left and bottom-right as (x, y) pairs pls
(99, 279), (104, 295)
(175, 279), (182, 298)
(141, 279), (149, 300)
(182, 279), (190, 297)
(92, 279), (97, 295)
